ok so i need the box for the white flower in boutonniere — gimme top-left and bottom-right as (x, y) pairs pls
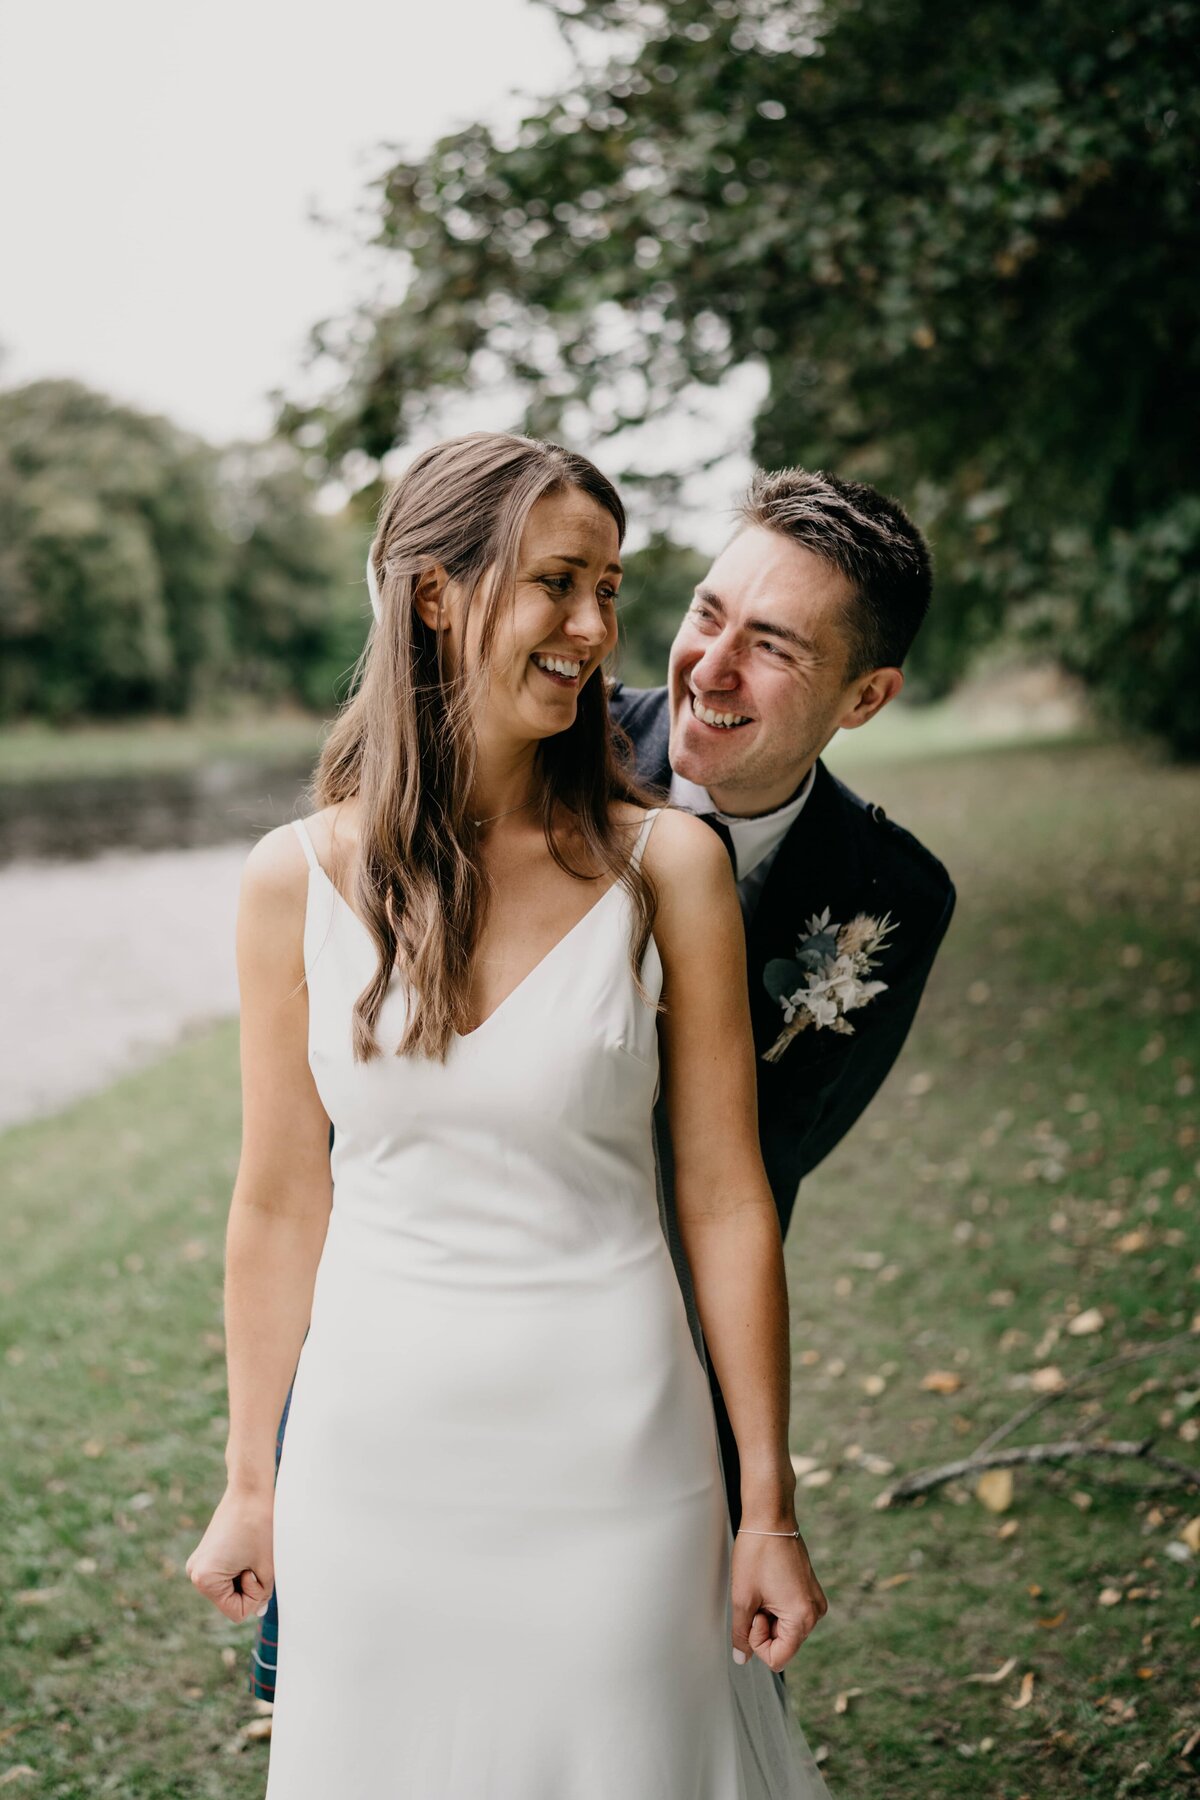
(761, 908), (896, 1064)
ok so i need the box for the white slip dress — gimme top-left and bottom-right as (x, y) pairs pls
(265, 806), (832, 1799)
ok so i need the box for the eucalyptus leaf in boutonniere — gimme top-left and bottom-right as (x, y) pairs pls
(762, 907), (896, 1064)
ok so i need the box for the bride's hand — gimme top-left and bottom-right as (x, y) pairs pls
(185, 1485), (275, 1623)
(730, 1528), (827, 1671)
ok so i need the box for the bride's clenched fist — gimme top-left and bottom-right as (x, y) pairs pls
(186, 1486), (275, 1623)
(730, 1527), (828, 1672)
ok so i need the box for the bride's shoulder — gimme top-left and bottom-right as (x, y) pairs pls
(641, 805), (732, 903)
(644, 803), (726, 863)
(242, 802), (353, 903)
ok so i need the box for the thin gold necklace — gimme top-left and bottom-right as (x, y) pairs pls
(472, 796), (538, 828)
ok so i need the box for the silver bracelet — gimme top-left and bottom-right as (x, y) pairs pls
(736, 1527), (801, 1538)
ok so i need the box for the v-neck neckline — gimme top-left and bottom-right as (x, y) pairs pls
(309, 860), (629, 1045)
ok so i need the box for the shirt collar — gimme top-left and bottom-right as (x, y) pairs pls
(667, 763), (817, 881)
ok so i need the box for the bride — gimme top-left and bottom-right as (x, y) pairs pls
(186, 431), (832, 1797)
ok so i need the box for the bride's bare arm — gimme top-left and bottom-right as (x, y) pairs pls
(223, 825), (333, 1488)
(186, 826), (332, 1620)
(645, 807), (827, 1666)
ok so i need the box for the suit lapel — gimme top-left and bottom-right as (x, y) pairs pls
(609, 687), (862, 1059)
(745, 760), (863, 1055)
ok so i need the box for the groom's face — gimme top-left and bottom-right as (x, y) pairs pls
(666, 525), (868, 814)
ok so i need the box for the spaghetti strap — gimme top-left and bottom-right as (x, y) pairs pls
(628, 806), (663, 873)
(291, 816), (321, 874)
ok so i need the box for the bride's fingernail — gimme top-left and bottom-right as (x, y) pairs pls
(256, 1602), (270, 1617)
(732, 1649), (747, 1665)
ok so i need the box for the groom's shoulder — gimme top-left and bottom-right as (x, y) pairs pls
(823, 763), (955, 919)
(606, 677), (668, 739)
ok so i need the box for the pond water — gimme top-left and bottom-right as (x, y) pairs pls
(0, 755), (317, 864)
(0, 757), (317, 1131)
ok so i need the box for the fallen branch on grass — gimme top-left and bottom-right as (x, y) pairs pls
(972, 1330), (1198, 1459)
(876, 1437), (1200, 1508)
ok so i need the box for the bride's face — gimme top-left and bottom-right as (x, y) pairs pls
(431, 487), (622, 746)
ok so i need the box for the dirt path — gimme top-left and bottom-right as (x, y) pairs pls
(0, 842), (252, 1131)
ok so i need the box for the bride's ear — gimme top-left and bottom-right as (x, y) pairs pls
(413, 563), (453, 632)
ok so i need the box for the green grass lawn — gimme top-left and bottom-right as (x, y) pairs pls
(0, 708), (328, 786)
(1, 738), (1197, 1797)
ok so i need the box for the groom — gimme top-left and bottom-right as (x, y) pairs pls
(249, 465), (955, 1701)
(609, 466), (956, 1536)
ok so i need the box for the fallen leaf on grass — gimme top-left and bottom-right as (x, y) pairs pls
(878, 1572), (916, 1590)
(1010, 1671), (1036, 1710)
(921, 1370), (964, 1395)
(1181, 1517), (1200, 1553)
(1067, 1308), (1105, 1337)
(241, 1717), (273, 1742)
(1029, 1365), (1066, 1393)
(14, 1588), (62, 1606)
(1098, 1587), (1123, 1607)
(964, 1657), (1018, 1685)
(0, 1769), (36, 1788)
(834, 1688), (864, 1714)
(1038, 1610), (1067, 1629)
(997, 1519), (1020, 1539)
(850, 1450), (895, 1477)
(976, 1468), (1014, 1513)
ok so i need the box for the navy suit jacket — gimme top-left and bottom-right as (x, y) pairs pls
(609, 682), (956, 1239)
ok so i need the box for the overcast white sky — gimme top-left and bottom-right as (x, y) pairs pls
(0, 0), (759, 548)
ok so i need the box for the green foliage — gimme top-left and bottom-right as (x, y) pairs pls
(613, 531), (709, 683)
(217, 441), (371, 712)
(1057, 497), (1200, 756)
(286, 0), (1199, 750)
(0, 382), (229, 719)
(0, 381), (367, 722)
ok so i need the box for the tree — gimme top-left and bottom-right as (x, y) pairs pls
(218, 440), (371, 712)
(0, 381), (229, 719)
(0, 381), (366, 722)
(282, 0), (1200, 746)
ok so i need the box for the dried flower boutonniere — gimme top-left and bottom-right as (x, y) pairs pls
(762, 908), (896, 1064)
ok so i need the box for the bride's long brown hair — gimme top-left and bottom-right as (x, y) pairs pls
(306, 431), (662, 1062)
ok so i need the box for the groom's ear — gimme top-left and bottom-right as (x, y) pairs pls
(837, 666), (904, 731)
(412, 563), (453, 632)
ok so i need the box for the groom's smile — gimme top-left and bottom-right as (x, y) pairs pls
(687, 688), (754, 731)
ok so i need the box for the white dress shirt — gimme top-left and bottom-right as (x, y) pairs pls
(667, 762), (817, 918)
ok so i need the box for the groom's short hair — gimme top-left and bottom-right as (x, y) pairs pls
(737, 468), (932, 677)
